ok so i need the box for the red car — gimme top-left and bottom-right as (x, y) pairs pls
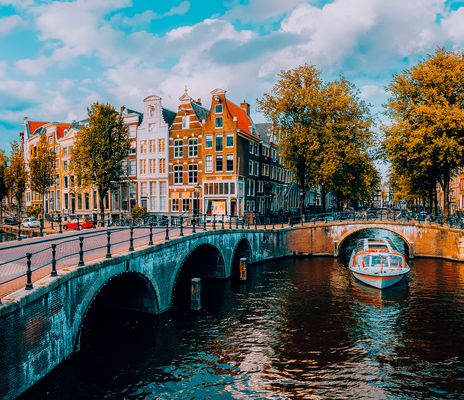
(63, 218), (95, 230)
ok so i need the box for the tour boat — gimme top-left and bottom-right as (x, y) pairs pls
(349, 238), (410, 289)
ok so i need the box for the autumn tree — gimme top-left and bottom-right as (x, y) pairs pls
(29, 133), (56, 226)
(6, 141), (27, 224)
(0, 149), (8, 222)
(71, 102), (130, 225)
(383, 48), (464, 214)
(258, 65), (323, 214)
(258, 65), (378, 212)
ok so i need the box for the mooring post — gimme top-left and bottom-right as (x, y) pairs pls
(40, 217), (44, 237)
(129, 226), (134, 251)
(221, 214), (225, 230)
(25, 253), (33, 290)
(165, 221), (170, 240)
(191, 277), (201, 311)
(148, 223), (154, 245)
(51, 244), (57, 277)
(239, 257), (247, 281)
(180, 216), (184, 236)
(192, 218), (196, 234)
(58, 215), (63, 234)
(203, 214), (207, 231)
(213, 215), (216, 230)
(78, 237), (85, 266)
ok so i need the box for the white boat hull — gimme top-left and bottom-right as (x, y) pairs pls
(351, 270), (407, 289)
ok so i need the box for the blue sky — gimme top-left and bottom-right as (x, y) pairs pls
(1, 0), (464, 159)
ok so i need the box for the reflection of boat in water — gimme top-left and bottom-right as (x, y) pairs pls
(349, 238), (410, 289)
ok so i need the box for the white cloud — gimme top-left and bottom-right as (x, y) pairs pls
(360, 84), (385, 101)
(443, 7), (464, 45)
(0, 79), (38, 100)
(0, 15), (23, 36)
(224, 0), (304, 22)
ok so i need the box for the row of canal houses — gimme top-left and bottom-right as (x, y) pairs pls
(22, 88), (326, 219)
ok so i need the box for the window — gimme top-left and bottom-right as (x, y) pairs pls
(148, 106), (154, 118)
(215, 104), (223, 114)
(149, 159), (155, 174)
(258, 181), (264, 192)
(149, 123), (154, 133)
(188, 164), (198, 184)
(128, 125), (137, 138)
(55, 159), (60, 169)
(182, 198), (190, 212)
(254, 143), (259, 155)
(64, 193), (69, 209)
(49, 136), (53, 144)
(63, 160), (68, 171)
(129, 160), (136, 176)
(64, 176), (68, 188)
(182, 115), (190, 129)
(215, 134), (223, 151)
(174, 165), (183, 184)
(226, 154), (233, 172)
(62, 147), (68, 157)
(249, 142), (254, 154)
(160, 182), (167, 211)
(139, 159), (146, 174)
(149, 139), (155, 153)
(174, 139), (183, 158)
(129, 142), (136, 154)
(216, 155), (223, 172)
(215, 117), (223, 128)
(158, 138), (165, 153)
(85, 193), (90, 210)
(249, 160), (253, 175)
(254, 161), (259, 176)
(205, 134), (213, 149)
(188, 139), (198, 157)
(140, 140), (147, 154)
(159, 158), (166, 173)
(226, 133), (234, 147)
(205, 155), (213, 172)
(55, 145), (59, 154)
(172, 198), (179, 212)
(77, 193), (82, 210)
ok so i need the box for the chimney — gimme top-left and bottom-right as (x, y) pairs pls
(195, 98), (202, 105)
(240, 100), (250, 115)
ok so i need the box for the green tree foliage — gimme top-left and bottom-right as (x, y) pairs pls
(383, 48), (464, 214)
(71, 102), (130, 225)
(29, 133), (56, 222)
(0, 149), (8, 222)
(258, 65), (378, 211)
(5, 141), (27, 222)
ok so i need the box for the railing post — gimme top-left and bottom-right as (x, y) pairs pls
(247, 216), (250, 229)
(272, 216), (275, 230)
(106, 230), (112, 258)
(281, 215), (284, 229)
(77, 215), (80, 230)
(255, 213), (258, 230)
(78, 237), (85, 266)
(229, 215), (232, 230)
(107, 212), (111, 227)
(40, 217), (44, 237)
(263, 216), (267, 230)
(221, 214), (225, 230)
(301, 214), (304, 226)
(241, 216), (245, 229)
(25, 253), (33, 290)
(192, 218), (196, 233)
(148, 223), (154, 245)
(59, 215), (63, 234)
(17, 221), (22, 241)
(213, 215), (216, 230)
(129, 226), (135, 251)
(180, 216), (184, 236)
(165, 221), (170, 240)
(203, 214), (207, 231)
(235, 215), (239, 229)
(51, 244), (57, 277)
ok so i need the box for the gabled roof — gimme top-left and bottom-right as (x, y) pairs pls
(162, 107), (177, 127)
(255, 123), (272, 144)
(25, 121), (71, 139)
(225, 100), (258, 138)
(26, 121), (48, 137)
(55, 123), (72, 139)
(191, 101), (209, 122)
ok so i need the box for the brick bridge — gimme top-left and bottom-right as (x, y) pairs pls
(1, 220), (464, 399)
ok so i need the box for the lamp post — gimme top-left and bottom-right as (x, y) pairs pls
(194, 184), (201, 225)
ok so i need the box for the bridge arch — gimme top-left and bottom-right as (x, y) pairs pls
(335, 225), (412, 258)
(231, 237), (252, 279)
(73, 270), (159, 352)
(170, 243), (226, 307)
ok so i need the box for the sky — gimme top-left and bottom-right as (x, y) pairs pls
(1, 0), (464, 160)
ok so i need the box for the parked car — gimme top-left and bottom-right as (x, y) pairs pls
(21, 217), (41, 228)
(3, 216), (18, 225)
(63, 217), (95, 231)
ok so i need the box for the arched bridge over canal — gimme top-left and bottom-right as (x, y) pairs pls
(1, 218), (464, 400)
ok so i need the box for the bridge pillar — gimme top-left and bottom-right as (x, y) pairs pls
(333, 241), (339, 257)
(408, 242), (414, 259)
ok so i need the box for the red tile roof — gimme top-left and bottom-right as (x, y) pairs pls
(27, 121), (48, 136)
(56, 123), (71, 139)
(225, 100), (257, 138)
(26, 121), (71, 139)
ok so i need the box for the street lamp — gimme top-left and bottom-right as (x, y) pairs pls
(194, 184), (201, 220)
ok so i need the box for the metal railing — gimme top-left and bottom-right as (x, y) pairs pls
(1, 210), (463, 302)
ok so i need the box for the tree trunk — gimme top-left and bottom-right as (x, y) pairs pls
(298, 170), (305, 217)
(433, 181), (438, 215)
(441, 173), (450, 215)
(42, 190), (46, 228)
(321, 186), (327, 213)
(99, 189), (106, 227)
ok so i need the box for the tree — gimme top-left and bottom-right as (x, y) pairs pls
(257, 64), (323, 214)
(258, 65), (378, 212)
(71, 102), (130, 225)
(29, 133), (56, 226)
(383, 48), (464, 214)
(5, 141), (27, 224)
(0, 149), (8, 222)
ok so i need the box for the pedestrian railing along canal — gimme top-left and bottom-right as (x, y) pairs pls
(0, 211), (461, 302)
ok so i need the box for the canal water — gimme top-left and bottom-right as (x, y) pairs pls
(19, 230), (464, 399)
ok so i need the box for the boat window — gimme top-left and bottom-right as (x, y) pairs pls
(389, 255), (403, 268)
(370, 255), (387, 268)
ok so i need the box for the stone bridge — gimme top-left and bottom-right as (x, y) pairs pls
(1, 220), (464, 399)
